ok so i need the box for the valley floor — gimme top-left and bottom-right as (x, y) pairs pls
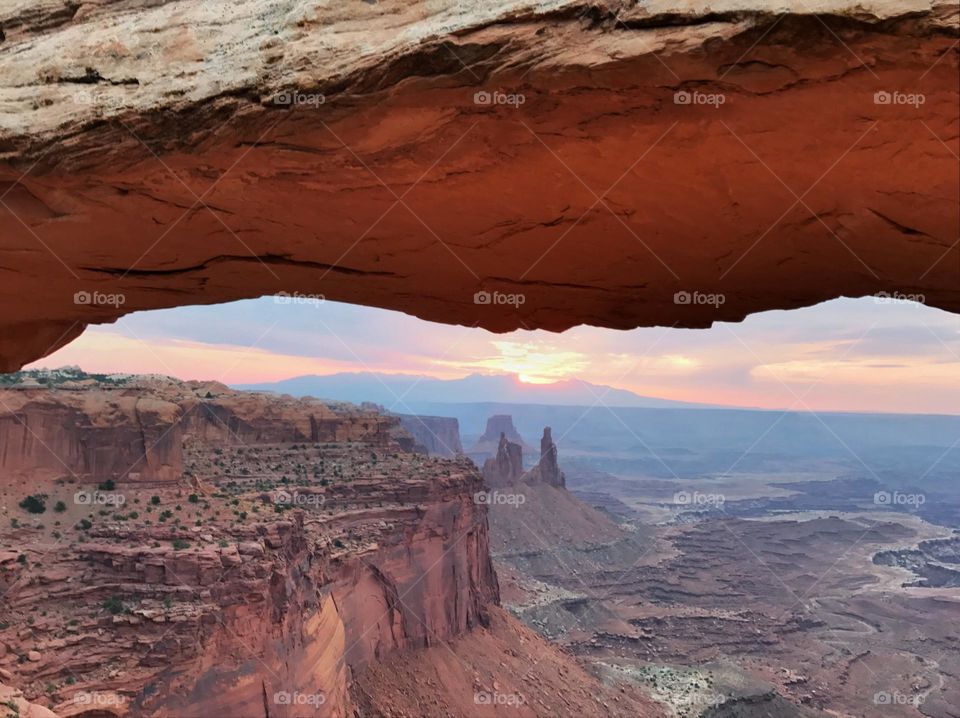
(494, 473), (960, 718)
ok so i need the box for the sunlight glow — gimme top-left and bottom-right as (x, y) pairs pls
(436, 340), (590, 384)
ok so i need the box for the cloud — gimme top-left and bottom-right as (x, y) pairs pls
(435, 340), (591, 383)
(29, 297), (960, 414)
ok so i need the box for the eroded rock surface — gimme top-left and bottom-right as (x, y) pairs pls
(526, 427), (566, 488)
(396, 413), (464, 458)
(0, 1), (956, 369)
(0, 370), (398, 484)
(482, 432), (526, 488)
(0, 373), (498, 717)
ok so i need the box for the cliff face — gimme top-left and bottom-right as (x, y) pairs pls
(395, 414), (464, 458)
(0, 380), (397, 484)
(0, 376), (498, 718)
(525, 427), (566, 489)
(482, 433), (525, 488)
(0, 391), (183, 483)
(0, 1), (956, 370)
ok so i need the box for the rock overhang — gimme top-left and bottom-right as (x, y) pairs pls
(0, 0), (957, 370)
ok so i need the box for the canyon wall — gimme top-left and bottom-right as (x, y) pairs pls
(0, 377), (498, 717)
(0, 1), (956, 370)
(396, 414), (464, 458)
(0, 381), (399, 484)
(178, 389), (399, 446)
(0, 389), (183, 483)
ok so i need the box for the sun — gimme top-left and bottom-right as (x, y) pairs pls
(434, 340), (590, 384)
(517, 373), (556, 385)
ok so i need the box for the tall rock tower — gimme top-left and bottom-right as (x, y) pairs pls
(528, 427), (565, 489)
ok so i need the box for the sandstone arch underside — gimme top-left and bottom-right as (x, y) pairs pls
(0, 0), (957, 370)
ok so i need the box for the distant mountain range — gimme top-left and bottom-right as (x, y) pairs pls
(233, 372), (722, 410)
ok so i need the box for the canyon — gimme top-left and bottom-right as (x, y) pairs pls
(2, 373), (959, 717)
(0, 371), (660, 717)
(486, 453), (960, 717)
(0, 0), (957, 369)
(0, 0), (957, 715)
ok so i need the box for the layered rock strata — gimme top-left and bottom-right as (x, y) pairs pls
(482, 432), (525, 488)
(0, 2), (956, 369)
(395, 414), (464, 458)
(0, 374), (498, 718)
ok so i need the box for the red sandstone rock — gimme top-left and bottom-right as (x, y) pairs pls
(525, 427), (566, 489)
(0, 2), (956, 370)
(0, 682), (59, 718)
(0, 375), (498, 718)
(0, 378), (399, 485)
(482, 433), (526, 488)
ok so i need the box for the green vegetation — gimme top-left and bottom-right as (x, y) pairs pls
(18, 494), (46, 514)
(102, 595), (126, 615)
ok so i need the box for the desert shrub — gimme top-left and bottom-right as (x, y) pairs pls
(19, 495), (46, 514)
(102, 595), (125, 614)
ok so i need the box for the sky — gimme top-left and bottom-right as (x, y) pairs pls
(29, 296), (960, 415)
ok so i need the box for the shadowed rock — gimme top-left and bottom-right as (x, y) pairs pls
(527, 426), (566, 489)
(0, 1), (956, 369)
(482, 432), (525, 488)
